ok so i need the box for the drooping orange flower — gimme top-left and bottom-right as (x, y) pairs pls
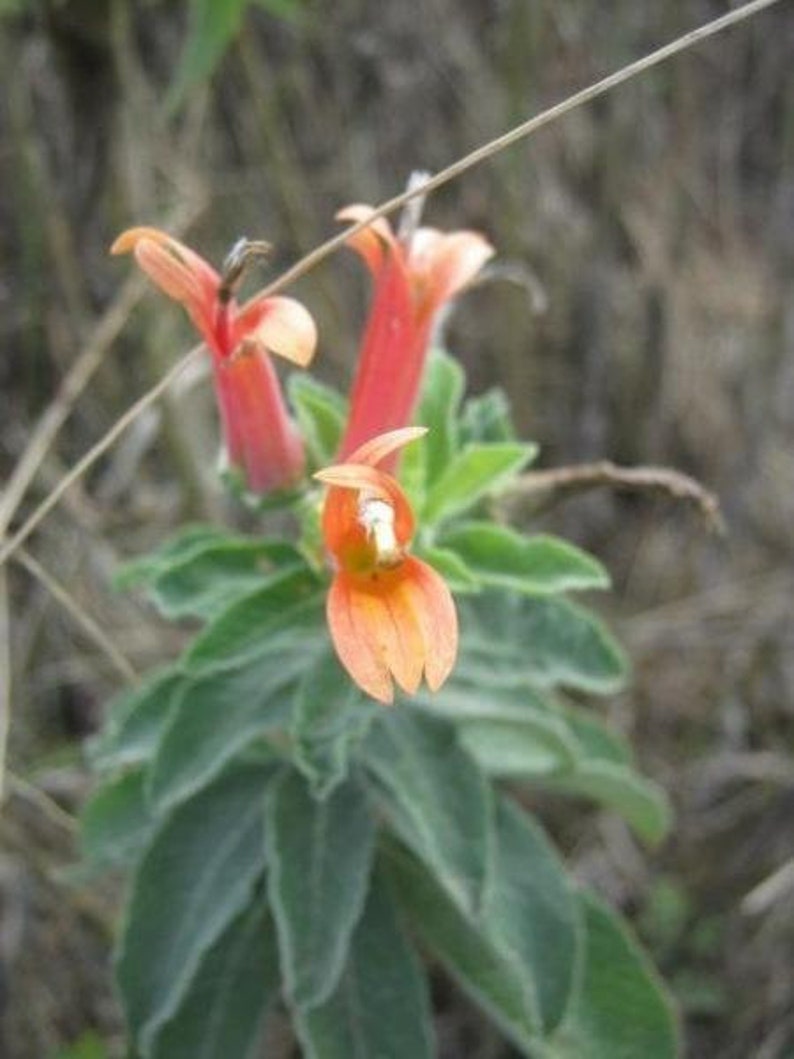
(337, 205), (493, 463)
(315, 427), (458, 704)
(111, 228), (317, 494)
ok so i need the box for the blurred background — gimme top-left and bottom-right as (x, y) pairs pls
(1, 1), (793, 1056)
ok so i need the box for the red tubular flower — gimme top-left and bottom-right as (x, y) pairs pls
(111, 227), (317, 494)
(337, 205), (493, 463)
(315, 427), (458, 704)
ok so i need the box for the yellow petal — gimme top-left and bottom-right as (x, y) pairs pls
(246, 295), (317, 367)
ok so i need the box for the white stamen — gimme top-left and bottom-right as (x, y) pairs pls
(359, 496), (401, 565)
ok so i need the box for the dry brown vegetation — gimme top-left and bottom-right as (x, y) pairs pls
(1, 1), (793, 1056)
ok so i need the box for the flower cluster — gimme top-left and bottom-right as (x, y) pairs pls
(113, 206), (492, 701)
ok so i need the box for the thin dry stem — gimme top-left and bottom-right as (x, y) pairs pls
(0, 346), (202, 569)
(501, 461), (725, 532)
(742, 857), (794, 916)
(0, 0), (779, 571)
(0, 198), (206, 536)
(0, 571), (10, 799)
(15, 548), (137, 685)
(6, 771), (79, 836)
(0, 273), (145, 533)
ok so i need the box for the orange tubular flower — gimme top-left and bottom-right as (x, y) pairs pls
(111, 227), (317, 494)
(315, 427), (458, 705)
(337, 205), (494, 463)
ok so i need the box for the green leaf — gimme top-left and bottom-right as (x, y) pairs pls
(440, 523), (610, 595)
(146, 539), (304, 620)
(550, 892), (680, 1058)
(458, 591), (627, 695)
(560, 703), (632, 766)
(185, 567), (323, 674)
(168, 0), (248, 110)
(266, 770), (376, 1009)
(295, 869), (434, 1059)
(251, 0), (302, 18)
(291, 650), (377, 799)
(487, 798), (581, 1032)
(147, 651), (304, 812)
(385, 842), (537, 1050)
(417, 545), (481, 593)
(361, 709), (493, 914)
(422, 442), (536, 525)
(415, 680), (580, 776)
(386, 797), (581, 1045)
(543, 761), (673, 845)
(459, 388), (516, 444)
(117, 764), (271, 1055)
(151, 905), (279, 1059)
(459, 718), (578, 777)
(289, 375), (348, 468)
(53, 1031), (107, 1059)
(114, 525), (228, 590)
(398, 428), (428, 511)
(416, 349), (465, 486)
(89, 669), (185, 772)
(80, 769), (154, 870)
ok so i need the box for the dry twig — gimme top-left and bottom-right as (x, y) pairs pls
(500, 460), (725, 532)
(14, 549), (137, 686)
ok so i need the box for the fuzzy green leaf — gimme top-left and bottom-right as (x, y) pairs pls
(89, 669), (185, 773)
(185, 567), (323, 674)
(146, 539), (303, 620)
(116, 764), (271, 1055)
(291, 650), (377, 799)
(418, 545), (481, 592)
(458, 591), (627, 694)
(487, 798), (581, 1032)
(459, 388), (516, 444)
(440, 523), (610, 595)
(80, 769), (154, 870)
(151, 905), (279, 1059)
(295, 869), (434, 1059)
(560, 703), (632, 766)
(422, 442), (535, 525)
(415, 680), (580, 776)
(266, 770), (376, 1010)
(386, 797), (581, 1045)
(543, 761), (673, 845)
(549, 892), (680, 1058)
(361, 709), (494, 914)
(289, 375), (348, 468)
(147, 651), (306, 812)
(459, 718), (579, 777)
(416, 349), (465, 486)
(114, 525), (229, 589)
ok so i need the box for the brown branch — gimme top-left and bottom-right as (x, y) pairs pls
(501, 461), (725, 533)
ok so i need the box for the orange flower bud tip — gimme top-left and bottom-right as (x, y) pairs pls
(346, 426), (428, 468)
(313, 464), (391, 499)
(110, 226), (168, 256)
